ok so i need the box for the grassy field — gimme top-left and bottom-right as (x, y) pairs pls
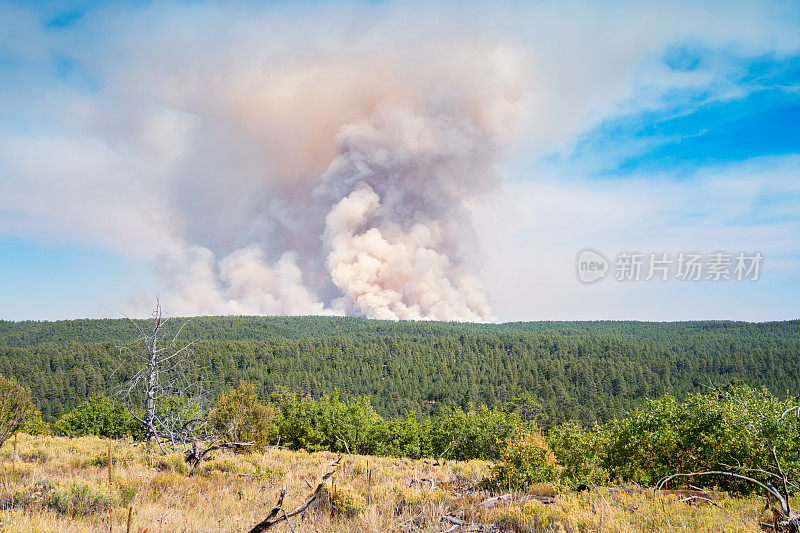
(0, 434), (787, 532)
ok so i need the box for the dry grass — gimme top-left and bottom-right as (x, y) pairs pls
(0, 434), (789, 532)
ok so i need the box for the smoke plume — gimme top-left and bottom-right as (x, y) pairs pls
(131, 33), (522, 320)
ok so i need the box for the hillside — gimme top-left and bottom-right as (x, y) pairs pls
(1, 317), (798, 426)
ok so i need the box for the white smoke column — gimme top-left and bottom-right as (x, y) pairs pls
(315, 52), (520, 321)
(322, 183), (490, 320)
(154, 44), (522, 321)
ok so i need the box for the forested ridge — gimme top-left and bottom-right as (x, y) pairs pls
(1, 316), (798, 426)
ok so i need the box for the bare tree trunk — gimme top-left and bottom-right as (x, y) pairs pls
(145, 305), (165, 453)
(115, 297), (206, 455)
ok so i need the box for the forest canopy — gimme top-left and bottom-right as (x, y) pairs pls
(1, 316), (798, 427)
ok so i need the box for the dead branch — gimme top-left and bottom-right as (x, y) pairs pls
(440, 514), (496, 532)
(248, 455), (343, 532)
(778, 406), (800, 427)
(184, 441), (254, 470)
(335, 434), (351, 455)
(433, 437), (456, 466)
(658, 471), (800, 530)
(477, 493), (513, 508)
(676, 495), (726, 509)
(659, 471), (787, 513)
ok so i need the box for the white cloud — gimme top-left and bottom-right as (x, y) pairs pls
(475, 156), (800, 321)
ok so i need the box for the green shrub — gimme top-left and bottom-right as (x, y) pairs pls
(0, 375), (33, 449)
(275, 393), (526, 460)
(116, 480), (139, 507)
(428, 405), (527, 461)
(22, 411), (51, 436)
(209, 382), (276, 450)
(276, 392), (376, 454)
(486, 429), (560, 491)
(54, 395), (140, 438)
(547, 421), (609, 487)
(601, 383), (800, 491)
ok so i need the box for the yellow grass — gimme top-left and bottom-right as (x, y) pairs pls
(0, 434), (789, 532)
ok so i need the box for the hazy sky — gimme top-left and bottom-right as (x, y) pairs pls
(0, 0), (798, 322)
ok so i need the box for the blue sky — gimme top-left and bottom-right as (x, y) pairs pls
(0, 237), (154, 318)
(576, 52), (800, 173)
(0, 0), (798, 321)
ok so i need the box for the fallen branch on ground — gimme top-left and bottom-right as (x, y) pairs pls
(476, 493), (513, 508)
(184, 441), (254, 470)
(657, 468), (800, 532)
(248, 455), (344, 533)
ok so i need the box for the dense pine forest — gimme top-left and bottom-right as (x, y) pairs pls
(1, 316), (798, 427)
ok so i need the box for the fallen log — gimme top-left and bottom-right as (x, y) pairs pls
(248, 455), (343, 533)
(476, 493), (513, 508)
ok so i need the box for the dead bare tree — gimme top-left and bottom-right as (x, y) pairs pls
(114, 298), (209, 454)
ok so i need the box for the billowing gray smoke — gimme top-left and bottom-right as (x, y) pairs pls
(157, 44), (521, 321)
(316, 102), (503, 320)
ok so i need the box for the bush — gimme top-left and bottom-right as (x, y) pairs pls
(209, 382), (276, 449)
(601, 383), (800, 490)
(20, 449), (50, 463)
(320, 484), (366, 517)
(276, 392), (376, 454)
(486, 429), (560, 491)
(154, 453), (191, 475)
(54, 395), (139, 438)
(22, 411), (51, 436)
(241, 455), (287, 481)
(430, 405), (527, 461)
(547, 421), (609, 487)
(199, 457), (242, 475)
(117, 480), (139, 507)
(0, 375), (33, 449)
(86, 449), (136, 468)
(274, 394), (527, 460)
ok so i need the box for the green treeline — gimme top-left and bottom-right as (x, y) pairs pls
(1, 316), (798, 428)
(44, 382), (800, 493)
